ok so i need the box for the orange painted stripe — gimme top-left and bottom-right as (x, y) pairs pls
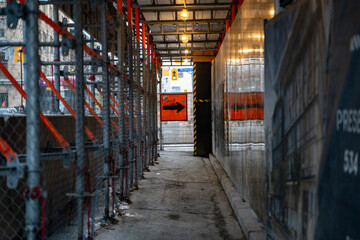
(64, 78), (103, 127)
(40, 71), (97, 143)
(85, 87), (103, 110)
(117, 0), (123, 14)
(0, 61), (70, 150)
(0, 136), (17, 162)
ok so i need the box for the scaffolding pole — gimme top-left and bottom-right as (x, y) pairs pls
(117, 4), (125, 198)
(135, 8), (141, 188)
(73, 0), (86, 238)
(100, 0), (110, 218)
(53, 4), (60, 113)
(24, 0), (41, 239)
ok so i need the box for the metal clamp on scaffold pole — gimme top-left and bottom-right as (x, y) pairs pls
(118, 148), (130, 169)
(0, 137), (24, 189)
(17, 150), (76, 168)
(0, 0), (26, 29)
(0, 158), (25, 189)
(23, 185), (47, 240)
(66, 167), (95, 197)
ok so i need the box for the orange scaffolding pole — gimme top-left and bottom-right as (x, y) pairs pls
(39, 71), (98, 143)
(0, 136), (17, 163)
(18, 0), (148, 94)
(63, 77), (104, 127)
(95, 88), (132, 130)
(0, 62), (70, 150)
(85, 87), (103, 111)
(64, 78), (120, 131)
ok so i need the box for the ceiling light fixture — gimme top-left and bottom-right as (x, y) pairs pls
(182, 32), (189, 44)
(270, 9), (275, 17)
(180, 0), (189, 21)
(180, 8), (189, 21)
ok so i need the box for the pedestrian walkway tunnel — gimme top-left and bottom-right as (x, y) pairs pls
(0, 0), (359, 239)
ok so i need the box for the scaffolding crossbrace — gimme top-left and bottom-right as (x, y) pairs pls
(0, 0), (160, 239)
(0, 62), (70, 150)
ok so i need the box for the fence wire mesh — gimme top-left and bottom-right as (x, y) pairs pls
(0, 0), (158, 239)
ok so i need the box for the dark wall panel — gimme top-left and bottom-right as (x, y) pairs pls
(193, 62), (211, 157)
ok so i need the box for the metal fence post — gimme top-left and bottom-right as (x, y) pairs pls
(25, 0), (41, 239)
(151, 62), (156, 164)
(153, 65), (157, 161)
(128, 25), (135, 191)
(90, 31), (96, 112)
(159, 67), (163, 151)
(146, 40), (151, 167)
(135, 13), (141, 187)
(149, 56), (153, 165)
(141, 27), (146, 175)
(143, 43), (148, 170)
(53, 4), (60, 113)
(117, 7), (125, 198)
(155, 66), (159, 158)
(74, 0), (86, 238)
(100, 0), (110, 218)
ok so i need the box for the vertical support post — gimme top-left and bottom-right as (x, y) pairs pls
(154, 58), (158, 161)
(141, 23), (146, 172)
(53, 4), (60, 113)
(117, 0), (125, 198)
(150, 47), (154, 164)
(25, 0), (40, 239)
(146, 34), (151, 167)
(127, 0), (135, 190)
(100, 0), (110, 218)
(22, 19), (27, 96)
(74, 0), (85, 238)
(151, 53), (156, 164)
(135, 7), (141, 187)
(159, 64), (163, 151)
(90, 29), (96, 111)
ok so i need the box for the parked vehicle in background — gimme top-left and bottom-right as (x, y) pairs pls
(6, 107), (17, 113)
(0, 108), (9, 114)
(0, 108), (19, 114)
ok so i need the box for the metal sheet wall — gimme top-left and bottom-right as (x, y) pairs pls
(263, 0), (360, 239)
(211, 0), (272, 221)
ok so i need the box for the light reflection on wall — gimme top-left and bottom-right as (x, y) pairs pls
(211, 0), (273, 221)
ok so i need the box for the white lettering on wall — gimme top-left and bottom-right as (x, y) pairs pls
(336, 109), (360, 134)
(343, 149), (358, 176)
(350, 34), (360, 52)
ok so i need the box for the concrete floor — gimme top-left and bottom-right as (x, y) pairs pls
(96, 151), (244, 240)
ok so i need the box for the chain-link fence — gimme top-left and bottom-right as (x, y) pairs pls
(0, 0), (158, 239)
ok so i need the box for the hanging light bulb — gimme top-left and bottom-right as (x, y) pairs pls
(185, 49), (189, 54)
(182, 33), (188, 44)
(270, 9), (275, 17)
(180, 8), (189, 21)
(180, 0), (189, 21)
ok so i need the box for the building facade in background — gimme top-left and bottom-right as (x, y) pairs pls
(0, 3), (76, 110)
